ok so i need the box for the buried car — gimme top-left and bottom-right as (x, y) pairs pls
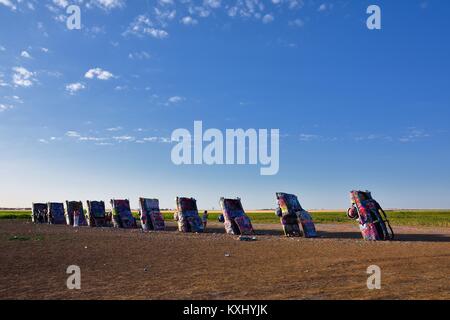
(65, 201), (88, 227)
(174, 197), (204, 233)
(139, 198), (165, 231)
(111, 199), (137, 229)
(32, 203), (48, 223)
(218, 197), (254, 235)
(47, 202), (66, 225)
(347, 190), (394, 241)
(275, 192), (317, 238)
(86, 200), (108, 227)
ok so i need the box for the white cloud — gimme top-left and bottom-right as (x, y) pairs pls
(78, 136), (108, 142)
(128, 51), (151, 60)
(289, 18), (304, 28)
(106, 126), (122, 131)
(38, 136), (61, 143)
(180, 16), (198, 26)
(399, 128), (430, 143)
(159, 137), (171, 143)
(154, 7), (176, 26)
(139, 136), (172, 144)
(287, 0), (304, 10)
(37, 21), (44, 28)
(145, 28), (169, 39)
(65, 82), (86, 95)
(158, 0), (174, 5)
(52, 0), (68, 8)
(42, 70), (63, 78)
(0, 103), (14, 112)
(317, 3), (328, 12)
(0, 72), (8, 87)
(262, 14), (274, 24)
(66, 130), (109, 142)
(53, 14), (66, 23)
(204, 0), (221, 9)
(0, 0), (17, 11)
(4, 95), (23, 104)
(41, 47), (49, 53)
(189, 5), (211, 18)
(85, 26), (106, 36)
(114, 85), (128, 91)
(85, 68), (115, 80)
(12, 67), (36, 87)
(143, 137), (158, 142)
(0, 46), (5, 52)
(88, 0), (125, 11)
(354, 134), (393, 142)
(299, 134), (320, 141)
(353, 129), (431, 144)
(124, 14), (169, 39)
(66, 131), (81, 138)
(116, 0), (311, 34)
(21, 51), (32, 59)
(113, 135), (135, 142)
(227, 6), (238, 17)
(96, 142), (114, 146)
(167, 96), (185, 104)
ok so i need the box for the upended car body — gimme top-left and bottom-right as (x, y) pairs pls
(276, 192), (317, 238)
(347, 190), (394, 241)
(111, 199), (137, 229)
(139, 198), (165, 231)
(86, 200), (107, 227)
(47, 202), (66, 225)
(219, 197), (254, 235)
(32, 203), (48, 223)
(174, 197), (204, 233)
(65, 201), (87, 226)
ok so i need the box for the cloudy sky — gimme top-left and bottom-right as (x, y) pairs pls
(0, 0), (449, 209)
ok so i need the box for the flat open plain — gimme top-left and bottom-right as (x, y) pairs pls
(0, 220), (449, 300)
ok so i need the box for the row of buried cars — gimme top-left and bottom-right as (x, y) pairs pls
(31, 190), (394, 240)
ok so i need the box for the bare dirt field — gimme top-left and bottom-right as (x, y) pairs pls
(0, 220), (449, 300)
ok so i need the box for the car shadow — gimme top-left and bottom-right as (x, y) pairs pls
(314, 230), (450, 242)
(164, 222), (449, 243)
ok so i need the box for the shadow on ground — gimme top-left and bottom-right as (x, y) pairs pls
(171, 223), (450, 243)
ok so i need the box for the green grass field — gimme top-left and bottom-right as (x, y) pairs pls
(1, 210), (449, 227)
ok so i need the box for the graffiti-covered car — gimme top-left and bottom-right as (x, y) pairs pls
(32, 203), (48, 223)
(219, 197), (254, 235)
(65, 201), (87, 226)
(347, 190), (394, 241)
(111, 199), (137, 229)
(275, 192), (317, 237)
(47, 202), (66, 225)
(174, 197), (204, 233)
(86, 200), (108, 227)
(139, 198), (165, 231)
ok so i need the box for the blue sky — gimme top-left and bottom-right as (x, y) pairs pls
(0, 0), (449, 210)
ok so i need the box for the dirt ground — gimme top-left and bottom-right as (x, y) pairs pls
(0, 220), (449, 300)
